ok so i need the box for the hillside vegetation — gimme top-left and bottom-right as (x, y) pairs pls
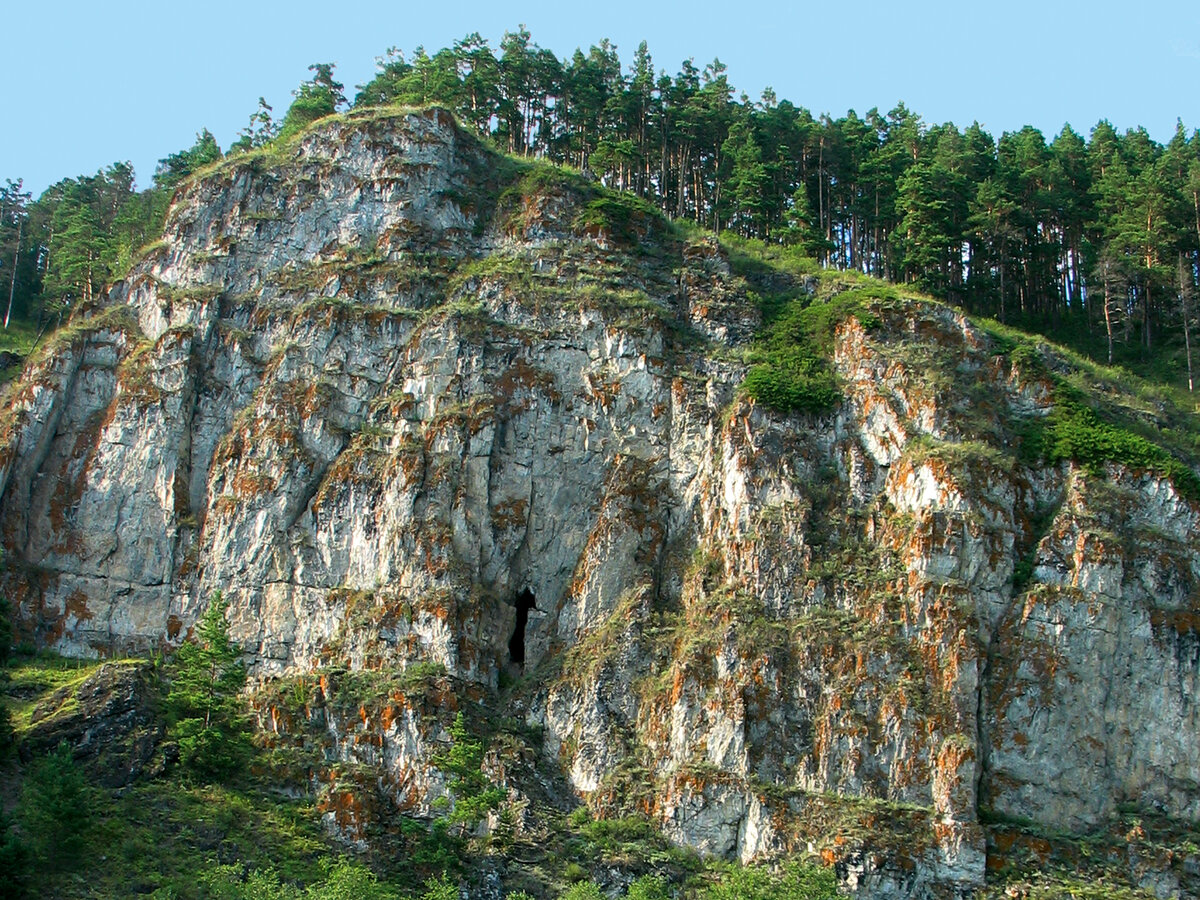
(0, 644), (1173, 900)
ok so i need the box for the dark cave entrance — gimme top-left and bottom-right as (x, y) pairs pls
(508, 588), (536, 668)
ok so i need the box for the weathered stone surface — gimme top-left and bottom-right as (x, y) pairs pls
(1, 108), (1198, 898)
(20, 661), (163, 787)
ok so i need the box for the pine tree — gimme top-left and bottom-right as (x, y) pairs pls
(279, 63), (347, 140)
(17, 742), (92, 870)
(722, 116), (768, 237)
(782, 187), (828, 258)
(431, 711), (505, 837)
(165, 592), (251, 779)
(968, 177), (1020, 320)
(154, 130), (222, 191)
(229, 97), (278, 153)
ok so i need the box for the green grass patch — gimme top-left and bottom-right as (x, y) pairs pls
(724, 235), (900, 415)
(1020, 396), (1200, 502)
(1, 654), (120, 731)
(497, 161), (586, 211)
(0, 316), (70, 387)
(718, 232), (819, 282)
(62, 778), (331, 898)
(966, 318), (1200, 502)
(742, 288), (883, 414)
(0, 318), (42, 361)
(575, 190), (663, 245)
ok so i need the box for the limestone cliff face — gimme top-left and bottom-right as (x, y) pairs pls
(2, 108), (1199, 898)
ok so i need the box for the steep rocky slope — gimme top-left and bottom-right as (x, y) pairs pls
(1, 107), (1199, 898)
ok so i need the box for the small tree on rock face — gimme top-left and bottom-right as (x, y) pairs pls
(229, 97), (279, 154)
(166, 592), (251, 779)
(279, 63), (347, 140)
(431, 711), (505, 837)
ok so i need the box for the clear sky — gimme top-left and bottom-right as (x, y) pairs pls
(6, 0), (1199, 197)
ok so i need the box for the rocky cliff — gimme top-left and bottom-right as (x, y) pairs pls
(2, 107), (1199, 898)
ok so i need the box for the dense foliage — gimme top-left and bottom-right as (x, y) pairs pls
(0, 649), (842, 900)
(16, 742), (93, 869)
(1019, 380), (1200, 501)
(0, 135), (212, 334)
(743, 285), (886, 413)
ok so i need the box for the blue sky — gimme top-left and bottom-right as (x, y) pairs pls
(7, 0), (1199, 197)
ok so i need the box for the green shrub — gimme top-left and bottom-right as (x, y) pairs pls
(1021, 397), (1200, 502)
(626, 876), (670, 900)
(703, 862), (837, 900)
(561, 881), (603, 900)
(742, 290), (879, 415)
(17, 742), (92, 870)
(192, 859), (403, 899)
(0, 812), (29, 899)
(311, 860), (401, 900)
(742, 358), (840, 414)
(576, 191), (661, 243)
(399, 817), (460, 878)
(418, 873), (457, 900)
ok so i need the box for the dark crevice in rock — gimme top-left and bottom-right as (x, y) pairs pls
(4, 347), (88, 557)
(508, 588), (536, 668)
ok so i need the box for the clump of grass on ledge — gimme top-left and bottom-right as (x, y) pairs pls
(1020, 387), (1200, 502)
(742, 285), (886, 414)
(976, 320), (1200, 503)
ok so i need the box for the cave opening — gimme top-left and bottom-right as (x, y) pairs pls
(508, 588), (536, 668)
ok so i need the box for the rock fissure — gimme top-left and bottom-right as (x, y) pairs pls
(509, 588), (536, 669)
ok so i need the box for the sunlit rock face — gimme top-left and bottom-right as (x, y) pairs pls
(2, 107), (1198, 899)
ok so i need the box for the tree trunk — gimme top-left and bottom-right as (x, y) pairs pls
(817, 140), (825, 265)
(4, 216), (20, 329)
(999, 236), (1006, 324)
(1181, 254), (1194, 392)
(1103, 261), (1115, 365)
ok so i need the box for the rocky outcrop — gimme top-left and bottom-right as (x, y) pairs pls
(19, 661), (163, 787)
(1, 107), (1198, 898)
